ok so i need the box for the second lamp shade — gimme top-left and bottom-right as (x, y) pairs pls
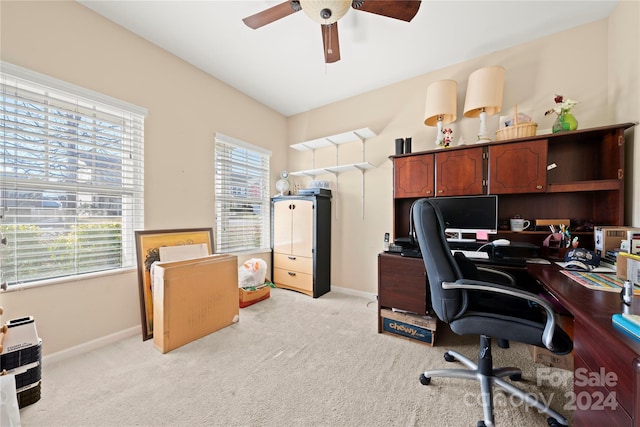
(463, 65), (505, 117)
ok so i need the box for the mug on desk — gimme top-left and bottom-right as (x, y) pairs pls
(510, 218), (531, 232)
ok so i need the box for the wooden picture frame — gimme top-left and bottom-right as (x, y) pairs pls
(135, 228), (215, 340)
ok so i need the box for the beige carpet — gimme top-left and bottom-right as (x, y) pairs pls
(19, 288), (572, 426)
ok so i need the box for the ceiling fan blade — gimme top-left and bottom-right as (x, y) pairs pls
(321, 23), (341, 63)
(353, 0), (422, 22)
(242, 1), (300, 29)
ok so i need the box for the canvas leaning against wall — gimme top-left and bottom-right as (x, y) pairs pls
(134, 228), (214, 340)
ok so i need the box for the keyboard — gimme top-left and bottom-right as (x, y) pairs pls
(451, 249), (489, 259)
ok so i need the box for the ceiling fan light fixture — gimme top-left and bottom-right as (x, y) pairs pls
(300, 0), (351, 24)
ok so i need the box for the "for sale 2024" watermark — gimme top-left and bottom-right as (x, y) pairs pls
(462, 367), (619, 412)
(538, 367), (618, 411)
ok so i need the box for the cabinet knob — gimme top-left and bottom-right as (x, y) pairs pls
(287, 272), (296, 276)
(437, 190), (443, 194)
(288, 256), (296, 260)
(536, 185), (543, 190)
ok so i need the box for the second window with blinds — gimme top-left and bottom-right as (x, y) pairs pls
(214, 133), (271, 253)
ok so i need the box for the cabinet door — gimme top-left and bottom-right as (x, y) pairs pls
(394, 154), (434, 198)
(290, 200), (313, 257)
(273, 200), (292, 254)
(435, 147), (484, 196)
(489, 140), (547, 194)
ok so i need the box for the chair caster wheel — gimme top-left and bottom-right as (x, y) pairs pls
(444, 352), (455, 362)
(547, 418), (564, 427)
(477, 421), (487, 427)
(419, 374), (431, 385)
(509, 373), (522, 381)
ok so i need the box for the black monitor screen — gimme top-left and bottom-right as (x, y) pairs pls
(430, 195), (498, 241)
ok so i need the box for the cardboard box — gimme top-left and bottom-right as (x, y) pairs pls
(152, 254), (239, 353)
(239, 286), (270, 308)
(529, 314), (574, 371)
(616, 252), (640, 285)
(380, 308), (437, 346)
(594, 226), (640, 256)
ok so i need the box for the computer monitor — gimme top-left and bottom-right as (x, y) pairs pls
(430, 195), (498, 242)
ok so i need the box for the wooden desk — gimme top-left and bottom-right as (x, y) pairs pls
(528, 264), (640, 426)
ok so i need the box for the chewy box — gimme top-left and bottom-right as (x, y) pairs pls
(152, 254), (239, 354)
(239, 286), (270, 308)
(381, 308), (437, 346)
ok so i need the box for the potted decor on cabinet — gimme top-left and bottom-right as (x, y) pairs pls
(545, 94), (579, 133)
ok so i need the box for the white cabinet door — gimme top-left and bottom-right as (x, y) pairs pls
(291, 200), (313, 257)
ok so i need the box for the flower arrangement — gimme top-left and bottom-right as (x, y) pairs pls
(545, 95), (579, 133)
(544, 95), (579, 117)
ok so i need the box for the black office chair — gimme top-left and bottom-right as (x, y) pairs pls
(412, 198), (572, 427)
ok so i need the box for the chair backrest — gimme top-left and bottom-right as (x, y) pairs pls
(412, 198), (465, 323)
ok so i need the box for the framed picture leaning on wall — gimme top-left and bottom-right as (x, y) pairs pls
(134, 228), (214, 340)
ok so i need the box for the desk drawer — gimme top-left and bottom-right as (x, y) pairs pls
(274, 268), (313, 293)
(574, 318), (635, 421)
(573, 354), (632, 426)
(378, 255), (428, 315)
(274, 253), (313, 274)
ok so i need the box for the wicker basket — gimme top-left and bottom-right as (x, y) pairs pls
(495, 105), (537, 141)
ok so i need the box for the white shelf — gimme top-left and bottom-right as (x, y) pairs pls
(290, 127), (376, 151)
(290, 162), (374, 177)
(289, 127), (377, 219)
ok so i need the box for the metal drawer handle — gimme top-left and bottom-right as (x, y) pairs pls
(288, 256), (296, 260)
(288, 272), (296, 276)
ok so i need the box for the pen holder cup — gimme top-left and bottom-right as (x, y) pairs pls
(542, 233), (567, 260)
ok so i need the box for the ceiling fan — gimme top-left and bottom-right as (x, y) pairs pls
(242, 0), (422, 63)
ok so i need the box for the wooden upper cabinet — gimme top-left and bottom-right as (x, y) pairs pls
(435, 147), (485, 196)
(394, 154), (434, 198)
(489, 140), (547, 194)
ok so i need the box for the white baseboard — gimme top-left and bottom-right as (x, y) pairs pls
(43, 326), (140, 365)
(43, 288), (375, 365)
(331, 285), (377, 302)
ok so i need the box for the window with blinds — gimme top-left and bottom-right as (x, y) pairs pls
(215, 134), (271, 253)
(0, 62), (146, 288)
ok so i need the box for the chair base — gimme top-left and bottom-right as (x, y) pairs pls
(420, 335), (568, 427)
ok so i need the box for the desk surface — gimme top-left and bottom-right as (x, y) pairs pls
(528, 264), (640, 425)
(528, 264), (640, 354)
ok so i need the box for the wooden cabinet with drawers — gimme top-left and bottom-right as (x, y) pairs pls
(271, 194), (331, 298)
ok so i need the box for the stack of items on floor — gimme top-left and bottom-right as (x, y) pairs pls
(238, 258), (274, 308)
(0, 312), (42, 425)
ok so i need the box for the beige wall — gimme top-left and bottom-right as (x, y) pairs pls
(0, 0), (638, 357)
(0, 1), (287, 355)
(609, 0), (640, 226)
(287, 2), (639, 295)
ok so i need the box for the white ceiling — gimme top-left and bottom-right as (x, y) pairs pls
(78, 0), (618, 117)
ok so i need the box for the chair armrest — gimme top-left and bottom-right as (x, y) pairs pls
(442, 279), (558, 351)
(476, 266), (515, 286)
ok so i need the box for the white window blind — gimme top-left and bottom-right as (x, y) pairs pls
(215, 133), (271, 253)
(0, 62), (146, 287)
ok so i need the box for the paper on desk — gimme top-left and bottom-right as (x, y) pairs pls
(526, 258), (551, 265)
(555, 262), (616, 273)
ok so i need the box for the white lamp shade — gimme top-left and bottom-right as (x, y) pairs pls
(300, 0), (351, 24)
(463, 66), (505, 118)
(424, 79), (457, 126)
